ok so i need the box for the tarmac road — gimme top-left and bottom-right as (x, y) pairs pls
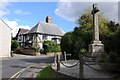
(2, 54), (54, 79)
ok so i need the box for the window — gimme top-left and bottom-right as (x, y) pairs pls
(18, 36), (21, 41)
(43, 35), (47, 40)
(58, 38), (61, 42)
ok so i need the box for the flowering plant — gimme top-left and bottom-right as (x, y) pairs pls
(80, 49), (86, 54)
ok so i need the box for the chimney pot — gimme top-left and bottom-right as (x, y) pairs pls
(46, 16), (52, 23)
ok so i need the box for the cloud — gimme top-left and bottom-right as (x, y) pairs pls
(0, 1), (31, 37)
(5, 20), (31, 37)
(0, 0), (11, 16)
(0, 11), (7, 16)
(98, 2), (118, 22)
(55, 2), (92, 22)
(14, 10), (31, 15)
(0, 0), (30, 16)
(55, 2), (118, 22)
(14, 19), (20, 22)
(0, 0), (9, 9)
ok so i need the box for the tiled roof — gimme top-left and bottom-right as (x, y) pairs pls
(18, 28), (29, 35)
(28, 22), (65, 36)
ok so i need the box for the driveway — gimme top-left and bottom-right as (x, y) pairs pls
(2, 54), (54, 79)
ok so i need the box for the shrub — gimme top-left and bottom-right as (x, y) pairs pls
(80, 49), (86, 54)
(22, 46), (40, 53)
(99, 53), (108, 63)
(100, 52), (118, 63)
(15, 48), (35, 55)
(11, 40), (19, 51)
(107, 52), (118, 63)
(35, 46), (40, 52)
(43, 40), (61, 53)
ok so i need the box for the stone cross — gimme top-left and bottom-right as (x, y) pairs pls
(92, 4), (100, 41)
(89, 4), (104, 56)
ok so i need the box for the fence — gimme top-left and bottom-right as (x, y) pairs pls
(54, 52), (102, 78)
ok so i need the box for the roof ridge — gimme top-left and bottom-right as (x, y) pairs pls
(40, 21), (56, 25)
(0, 18), (12, 30)
(38, 22), (44, 33)
(35, 22), (40, 32)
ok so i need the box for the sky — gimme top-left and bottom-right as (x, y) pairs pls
(0, 0), (119, 37)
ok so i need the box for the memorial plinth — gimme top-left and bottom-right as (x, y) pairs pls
(89, 41), (104, 56)
(89, 4), (104, 56)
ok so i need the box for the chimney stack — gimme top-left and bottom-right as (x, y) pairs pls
(46, 16), (52, 23)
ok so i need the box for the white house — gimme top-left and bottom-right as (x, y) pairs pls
(16, 16), (65, 49)
(16, 28), (29, 47)
(0, 19), (12, 57)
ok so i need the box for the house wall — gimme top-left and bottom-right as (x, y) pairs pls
(37, 34), (61, 49)
(18, 33), (62, 50)
(18, 35), (24, 46)
(0, 20), (11, 57)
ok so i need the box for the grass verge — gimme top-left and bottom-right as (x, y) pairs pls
(36, 65), (56, 78)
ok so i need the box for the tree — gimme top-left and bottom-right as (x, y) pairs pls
(113, 28), (120, 57)
(77, 9), (110, 36)
(61, 32), (73, 54)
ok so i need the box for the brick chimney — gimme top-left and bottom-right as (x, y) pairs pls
(46, 16), (52, 23)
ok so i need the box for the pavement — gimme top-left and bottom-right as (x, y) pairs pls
(52, 60), (120, 79)
(2, 54), (54, 79)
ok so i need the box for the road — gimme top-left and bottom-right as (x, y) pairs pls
(2, 54), (54, 79)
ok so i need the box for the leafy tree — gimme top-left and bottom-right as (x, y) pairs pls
(114, 28), (120, 57)
(77, 9), (110, 36)
(61, 32), (73, 53)
(107, 21), (119, 33)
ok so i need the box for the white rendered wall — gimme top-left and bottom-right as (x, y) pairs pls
(0, 20), (11, 57)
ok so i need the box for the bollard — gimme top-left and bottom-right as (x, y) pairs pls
(57, 54), (60, 71)
(79, 54), (84, 78)
(54, 52), (57, 66)
(64, 51), (67, 61)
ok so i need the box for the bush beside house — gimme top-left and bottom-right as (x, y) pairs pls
(11, 40), (19, 51)
(43, 40), (61, 54)
(15, 48), (36, 55)
(15, 40), (61, 55)
(11, 40), (19, 56)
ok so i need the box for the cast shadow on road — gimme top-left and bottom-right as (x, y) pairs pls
(18, 56), (54, 63)
(10, 56), (54, 69)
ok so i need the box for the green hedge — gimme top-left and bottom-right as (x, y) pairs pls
(43, 40), (61, 53)
(15, 48), (36, 55)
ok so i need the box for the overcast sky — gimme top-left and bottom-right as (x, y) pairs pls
(0, 0), (119, 37)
